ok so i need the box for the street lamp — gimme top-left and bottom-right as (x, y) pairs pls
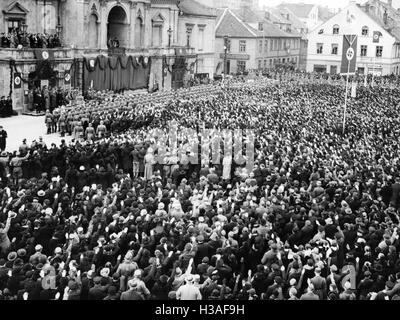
(167, 26), (173, 48)
(56, 23), (62, 37)
(21, 22), (27, 34)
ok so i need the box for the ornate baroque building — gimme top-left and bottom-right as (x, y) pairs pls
(0, 0), (217, 113)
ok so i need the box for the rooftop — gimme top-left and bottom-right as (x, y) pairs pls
(277, 2), (315, 19)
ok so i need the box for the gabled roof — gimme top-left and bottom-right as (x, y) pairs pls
(263, 7), (292, 25)
(215, 8), (258, 38)
(179, 0), (217, 17)
(318, 6), (336, 22)
(278, 3), (315, 19)
(277, 7), (306, 30)
(359, 0), (400, 42)
(309, 2), (400, 42)
(2, 1), (29, 15)
(216, 8), (301, 38)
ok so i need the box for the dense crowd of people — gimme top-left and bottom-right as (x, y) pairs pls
(1, 29), (61, 49)
(1, 75), (400, 301)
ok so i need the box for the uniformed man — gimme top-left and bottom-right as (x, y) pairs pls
(45, 111), (53, 134)
(85, 123), (95, 143)
(0, 126), (7, 151)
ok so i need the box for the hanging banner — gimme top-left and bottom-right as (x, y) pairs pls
(34, 49), (54, 61)
(341, 35), (358, 74)
(14, 72), (22, 88)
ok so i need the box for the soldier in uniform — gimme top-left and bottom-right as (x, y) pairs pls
(96, 121), (107, 138)
(45, 111), (53, 134)
(0, 126), (7, 151)
(85, 123), (95, 143)
(52, 107), (60, 133)
(58, 112), (67, 137)
(73, 121), (84, 141)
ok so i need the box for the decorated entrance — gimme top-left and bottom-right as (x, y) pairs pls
(171, 57), (187, 90)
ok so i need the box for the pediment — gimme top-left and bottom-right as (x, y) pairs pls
(2, 1), (29, 15)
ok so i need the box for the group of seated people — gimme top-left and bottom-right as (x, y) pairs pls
(1, 74), (400, 301)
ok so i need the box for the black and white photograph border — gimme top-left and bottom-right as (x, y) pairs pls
(0, 0), (399, 314)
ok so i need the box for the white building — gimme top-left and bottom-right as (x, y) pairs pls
(306, 0), (400, 76)
(277, 3), (321, 32)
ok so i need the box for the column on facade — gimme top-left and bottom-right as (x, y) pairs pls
(129, 2), (137, 49)
(143, 3), (151, 48)
(174, 9), (179, 45)
(99, 3), (108, 49)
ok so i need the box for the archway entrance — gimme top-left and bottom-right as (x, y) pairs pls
(107, 6), (128, 48)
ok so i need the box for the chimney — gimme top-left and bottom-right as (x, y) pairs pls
(384, 9), (388, 25)
(265, 11), (270, 20)
(365, 3), (370, 13)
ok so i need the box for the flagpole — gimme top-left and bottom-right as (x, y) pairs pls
(343, 58), (351, 135)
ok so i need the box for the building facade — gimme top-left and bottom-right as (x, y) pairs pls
(277, 3), (321, 32)
(0, 0), (216, 113)
(215, 8), (301, 75)
(306, 1), (400, 76)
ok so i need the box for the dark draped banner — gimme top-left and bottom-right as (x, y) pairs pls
(83, 55), (151, 92)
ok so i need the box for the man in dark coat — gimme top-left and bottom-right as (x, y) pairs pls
(0, 126), (7, 151)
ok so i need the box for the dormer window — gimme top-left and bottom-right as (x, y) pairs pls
(333, 24), (340, 34)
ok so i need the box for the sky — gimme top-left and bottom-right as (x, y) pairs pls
(259, 0), (369, 10)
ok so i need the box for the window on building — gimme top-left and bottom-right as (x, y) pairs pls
(333, 24), (339, 34)
(239, 40), (246, 52)
(376, 46), (383, 57)
(258, 22), (264, 31)
(264, 39), (268, 52)
(258, 60), (262, 69)
(361, 26), (369, 36)
(7, 19), (22, 33)
(237, 60), (246, 73)
(317, 43), (323, 54)
(361, 45), (367, 56)
(271, 39), (274, 51)
(264, 60), (267, 68)
(331, 43), (338, 55)
(151, 25), (163, 47)
(259, 40), (263, 53)
(318, 29), (324, 34)
(198, 27), (205, 51)
(282, 58), (286, 63)
(270, 59), (273, 65)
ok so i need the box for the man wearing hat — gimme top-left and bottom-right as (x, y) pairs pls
(120, 279), (144, 300)
(176, 274), (202, 300)
(88, 276), (107, 300)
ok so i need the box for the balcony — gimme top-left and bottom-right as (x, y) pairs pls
(0, 47), (73, 61)
(0, 45), (197, 62)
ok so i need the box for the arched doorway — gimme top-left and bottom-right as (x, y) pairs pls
(107, 6), (128, 48)
(88, 14), (99, 48)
